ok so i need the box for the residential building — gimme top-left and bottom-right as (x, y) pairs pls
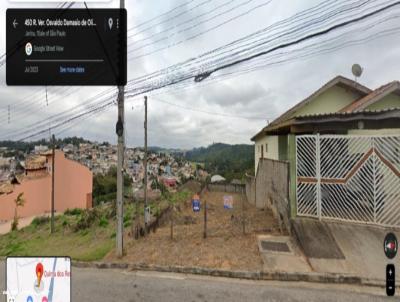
(250, 75), (400, 227)
(0, 150), (92, 222)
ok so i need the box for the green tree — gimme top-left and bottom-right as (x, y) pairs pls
(11, 192), (25, 231)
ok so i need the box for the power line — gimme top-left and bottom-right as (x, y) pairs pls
(202, 0), (400, 76)
(0, 1), (358, 120)
(147, 96), (272, 120)
(128, 0), (274, 59)
(128, 0), (259, 50)
(128, 0), (215, 39)
(6, 0), (399, 141)
(127, 0), (198, 32)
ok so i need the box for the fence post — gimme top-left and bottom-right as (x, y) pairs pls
(170, 208), (174, 240)
(288, 134), (297, 218)
(316, 133), (321, 220)
(203, 200), (207, 239)
(242, 194), (245, 235)
(372, 137), (377, 223)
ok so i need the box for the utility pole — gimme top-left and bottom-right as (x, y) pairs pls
(144, 96), (148, 232)
(116, 0), (125, 258)
(51, 134), (55, 234)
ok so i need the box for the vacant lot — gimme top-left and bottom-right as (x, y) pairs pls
(106, 191), (280, 270)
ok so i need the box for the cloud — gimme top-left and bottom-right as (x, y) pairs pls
(0, 0), (399, 149)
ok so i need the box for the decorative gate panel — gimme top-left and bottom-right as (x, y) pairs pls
(296, 135), (400, 227)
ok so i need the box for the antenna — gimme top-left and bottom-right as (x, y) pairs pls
(352, 64), (363, 82)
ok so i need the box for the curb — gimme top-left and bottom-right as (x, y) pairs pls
(72, 261), (385, 287)
(0, 257), (386, 287)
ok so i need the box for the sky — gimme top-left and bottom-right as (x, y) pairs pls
(0, 0), (400, 149)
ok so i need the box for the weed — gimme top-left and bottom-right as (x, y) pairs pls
(99, 216), (109, 228)
(31, 216), (50, 227)
(64, 208), (83, 216)
(74, 208), (100, 232)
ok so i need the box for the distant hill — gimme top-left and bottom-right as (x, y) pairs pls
(148, 146), (186, 154)
(184, 143), (254, 181)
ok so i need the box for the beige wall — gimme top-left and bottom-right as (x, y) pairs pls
(254, 135), (279, 174)
(292, 86), (360, 117)
(0, 151), (92, 222)
(366, 93), (400, 111)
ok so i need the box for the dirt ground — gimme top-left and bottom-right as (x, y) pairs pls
(106, 191), (281, 271)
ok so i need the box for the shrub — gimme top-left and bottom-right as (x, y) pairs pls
(62, 218), (69, 227)
(123, 213), (131, 223)
(31, 216), (50, 227)
(98, 216), (109, 228)
(64, 208), (83, 216)
(74, 208), (99, 232)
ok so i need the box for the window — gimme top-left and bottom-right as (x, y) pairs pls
(265, 143), (268, 153)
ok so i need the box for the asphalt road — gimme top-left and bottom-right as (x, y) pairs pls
(0, 261), (397, 302)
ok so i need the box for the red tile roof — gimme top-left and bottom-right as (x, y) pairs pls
(339, 81), (400, 113)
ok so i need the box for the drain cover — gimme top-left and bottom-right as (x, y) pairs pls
(261, 241), (291, 253)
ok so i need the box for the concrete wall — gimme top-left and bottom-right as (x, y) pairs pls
(0, 176), (51, 222)
(0, 150), (92, 221)
(245, 175), (256, 205)
(207, 183), (245, 194)
(254, 135), (279, 175)
(246, 158), (290, 233)
(53, 151), (93, 212)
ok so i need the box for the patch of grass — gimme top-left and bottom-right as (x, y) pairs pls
(0, 205), (115, 261)
(75, 240), (114, 261)
(4, 242), (25, 255)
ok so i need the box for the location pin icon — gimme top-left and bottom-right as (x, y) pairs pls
(108, 18), (113, 30)
(36, 263), (44, 287)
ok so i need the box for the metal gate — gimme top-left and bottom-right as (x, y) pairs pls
(296, 135), (400, 227)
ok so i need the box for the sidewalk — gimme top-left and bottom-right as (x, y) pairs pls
(0, 213), (61, 235)
(0, 216), (36, 235)
(96, 215), (395, 286)
(291, 218), (400, 282)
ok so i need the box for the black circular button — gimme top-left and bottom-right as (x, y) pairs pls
(384, 233), (398, 259)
